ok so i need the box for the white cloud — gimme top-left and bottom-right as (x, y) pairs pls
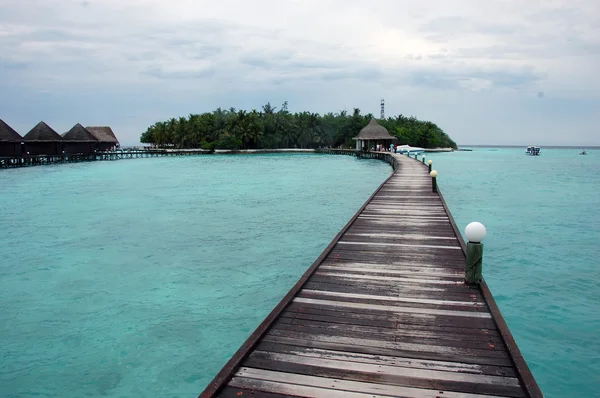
(0, 0), (599, 145)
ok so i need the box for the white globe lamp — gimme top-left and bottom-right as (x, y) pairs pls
(465, 222), (487, 243)
(429, 170), (438, 178)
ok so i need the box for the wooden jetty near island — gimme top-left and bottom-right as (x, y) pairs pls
(200, 150), (542, 398)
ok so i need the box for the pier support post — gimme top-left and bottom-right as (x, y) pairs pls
(427, 160), (432, 173)
(464, 222), (487, 284)
(430, 170), (438, 193)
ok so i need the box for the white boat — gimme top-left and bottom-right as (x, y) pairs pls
(395, 145), (425, 155)
(580, 149), (587, 155)
(526, 146), (541, 156)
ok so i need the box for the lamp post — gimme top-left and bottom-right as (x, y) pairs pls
(429, 170), (438, 193)
(422, 155), (426, 164)
(464, 222), (487, 284)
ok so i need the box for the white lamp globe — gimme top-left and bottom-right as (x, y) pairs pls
(465, 222), (487, 243)
(422, 155), (426, 159)
(430, 170), (438, 178)
(427, 160), (433, 165)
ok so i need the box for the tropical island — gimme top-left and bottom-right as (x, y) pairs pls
(139, 102), (457, 150)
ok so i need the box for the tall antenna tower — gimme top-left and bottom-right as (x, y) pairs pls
(380, 99), (385, 119)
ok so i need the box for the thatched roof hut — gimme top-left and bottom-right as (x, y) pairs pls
(23, 121), (63, 155)
(86, 126), (118, 144)
(0, 119), (23, 142)
(23, 121), (63, 141)
(353, 119), (396, 141)
(0, 119), (23, 157)
(353, 119), (396, 151)
(63, 123), (98, 141)
(86, 126), (119, 151)
(62, 123), (98, 155)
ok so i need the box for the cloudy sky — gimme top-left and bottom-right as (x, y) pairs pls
(1, 0), (599, 146)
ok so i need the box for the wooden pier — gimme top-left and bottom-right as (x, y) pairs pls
(0, 148), (321, 169)
(200, 150), (542, 398)
(0, 149), (212, 169)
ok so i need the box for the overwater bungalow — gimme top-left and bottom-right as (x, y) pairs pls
(86, 126), (119, 151)
(62, 123), (98, 154)
(353, 118), (397, 151)
(0, 119), (23, 157)
(22, 121), (63, 156)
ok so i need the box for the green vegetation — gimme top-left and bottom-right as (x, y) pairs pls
(140, 102), (457, 150)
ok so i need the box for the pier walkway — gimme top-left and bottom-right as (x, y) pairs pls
(201, 152), (541, 398)
(0, 148), (316, 169)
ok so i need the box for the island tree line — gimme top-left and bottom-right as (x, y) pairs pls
(139, 102), (457, 150)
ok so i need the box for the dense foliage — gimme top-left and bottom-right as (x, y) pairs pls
(140, 102), (457, 150)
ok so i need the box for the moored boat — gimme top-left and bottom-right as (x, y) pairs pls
(526, 146), (541, 156)
(396, 144), (425, 155)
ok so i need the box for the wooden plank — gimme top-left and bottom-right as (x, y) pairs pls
(265, 330), (508, 359)
(336, 241), (463, 251)
(346, 225), (456, 234)
(297, 289), (486, 308)
(302, 281), (483, 301)
(321, 258), (466, 269)
(292, 297), (491, 318)
(232, 368), (512, 398)
(340, 235), (462, 247)
(311, 271), (467, 286)
(247, 351), (521, 389)
(343, 232), (457, 240)
(275, 318), (503, 344)
(273, 311), (502, 347)
(325, 251), (467, 265)
(317, 264), (465, 276)
(254, 342), (515, 377)
(292, 295), (486, 315)
(269, 323), (502, 351)
(284, 303), (497, 330)
(318, 264), (464, 278)
(312, 270), (466, 284)
(305, 281), (475, 298)
(341, 223), (455, 230)
(239, 360), (523, 397)
(280, 309), (498, 336)
(261, 335), (514, 367)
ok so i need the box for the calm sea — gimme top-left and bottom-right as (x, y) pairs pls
(425, 147), (600, 398)
(0, 150), (597, 397)
(0, 154), (391, 398)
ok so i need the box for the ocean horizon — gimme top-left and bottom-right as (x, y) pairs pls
(459, 144), (599, 149)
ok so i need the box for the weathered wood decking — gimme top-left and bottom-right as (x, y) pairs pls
(200, 152), (542, 398)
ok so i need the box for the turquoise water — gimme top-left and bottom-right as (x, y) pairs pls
(0, 154), (391, 398)
(1, 150), (598, 398)
(425, 148), (600, 398)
